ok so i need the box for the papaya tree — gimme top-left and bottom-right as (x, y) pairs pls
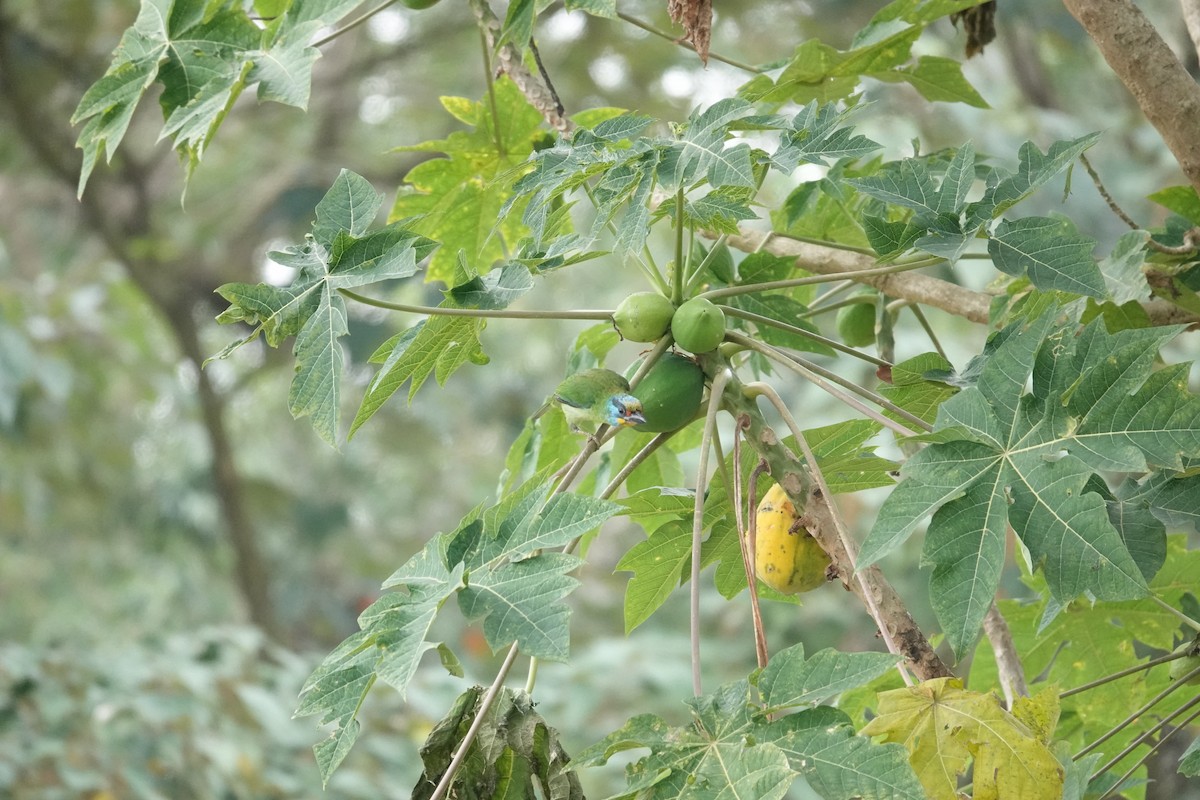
(74, 0), (1200, 797)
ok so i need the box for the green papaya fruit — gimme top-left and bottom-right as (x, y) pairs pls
(671, 297), (726, 353)
(613, 292), (675, 343)
(632, 353), (706, 432)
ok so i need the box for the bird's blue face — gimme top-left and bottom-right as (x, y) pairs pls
(606, 394), (646, 427)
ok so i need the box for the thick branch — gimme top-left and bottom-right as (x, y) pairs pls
(726, 230), (993, 324)
(983, 602), (1028, 708)
(709, 363), (953, 680)
(1185, 0), (1200, 62)
(470, 0), (572, 132)
(1062, 0), (1200, 195)
(726, 228), (1200, 328)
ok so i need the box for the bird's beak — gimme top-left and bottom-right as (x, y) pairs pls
(622, 411), (646, 426)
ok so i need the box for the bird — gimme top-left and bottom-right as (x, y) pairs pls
(537, 368), (646, 436)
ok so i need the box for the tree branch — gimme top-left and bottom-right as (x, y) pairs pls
(724, 228), (1200, 328)
(1181, 0), (1200, 73)
(725, 230), (993, 324)
(1062, 0), (1200, 195)
(708, 362), (953, 681)
(983, 602), (1028, 708)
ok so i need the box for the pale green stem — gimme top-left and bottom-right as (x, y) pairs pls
(743, 381), (913, 685)
(339, 289), (613, 320)
(524, 657), (539, 694)
(1060, 648), (1192, 699)
(684, 234), (729, 295)
(1093, 703), (1200, 800)
(673, 189), (686, 305)
(312, 0), (403, 48)
(614, 11), (764, 74)
(799, 295), (876, 318)
(1074, 663), (1200, 759)
(904, 302), (949, 361)
(581, 182), (670, 296)
(1152, 595), (1200, 632)
(691, 367), (734, 696)
(627, 336), (675, 391)
(805, 280), (858, 310)
(479, 27), (505, 158)
(716, 423), (770, 670)
(771, 232), (877, 256)
(1092, 691), (1200, 779)
(698, 258), (941, 302)
(727, 332), (922, 439)
(427, 643), (521, 800)
(530, 431), (679, 695)
(719, 305), (891, 368)
(781, 350), (931, 433)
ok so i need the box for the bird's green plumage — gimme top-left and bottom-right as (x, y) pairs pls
(545, 368), (645, 433)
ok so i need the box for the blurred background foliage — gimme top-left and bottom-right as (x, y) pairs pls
(0, 0), (1193, 795)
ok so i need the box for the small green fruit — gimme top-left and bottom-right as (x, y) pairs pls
(836, 302), (876, 347)
(400, 0), (441, 7)
(1169, 642), (1200, 685)
(632, 353), (705, 432)
(613, 292), (675, 343)
(671, 297), (726, 353)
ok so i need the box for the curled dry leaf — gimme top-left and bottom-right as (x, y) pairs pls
(668, 0), (713, 65)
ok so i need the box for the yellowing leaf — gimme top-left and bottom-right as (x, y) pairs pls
(861, 677), (1063, 800)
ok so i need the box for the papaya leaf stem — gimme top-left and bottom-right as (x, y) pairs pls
(338, 289), (612, 320)
(691, 368), (734, 696)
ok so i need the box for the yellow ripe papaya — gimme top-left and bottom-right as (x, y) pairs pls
(754, 483), (830, 594)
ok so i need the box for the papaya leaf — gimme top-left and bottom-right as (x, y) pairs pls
(754, 643), (901, 713)
(578, 679), (922, 800)
(214, 170), (436, 444)
(969, 539), (1200, 774)
(390, 78), (546, 284)
(350, 312), (488, 438)
(861, 311), (1200, 656)
(72, 0), (355, 194)
(988, 216), (1103, 298)
(295, 533), (465, 785)
(862, 677), (1063, 800)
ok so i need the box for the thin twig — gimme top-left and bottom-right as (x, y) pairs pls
(905, 302), (949, 361)
(1060, 648), (1193, 699)
(479, 27), (506, 158)
(742, 450), (771, 669)
(726, 424), (769, 669)
(614, 11), (763, 74)
(528, 38), (564, 118)
(311, 0), (404, 48)
(699, 258), (942, 302)
(1080, 153), (1140, 230)
(426, 643), (522, 800)
(1152, 595), (1200, 633)
(719, 305), (892, 368)
(1091, 692), (1200, 779)
(691, 368), (734, 696)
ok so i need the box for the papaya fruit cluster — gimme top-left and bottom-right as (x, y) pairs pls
(612, 293), (727, 354)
